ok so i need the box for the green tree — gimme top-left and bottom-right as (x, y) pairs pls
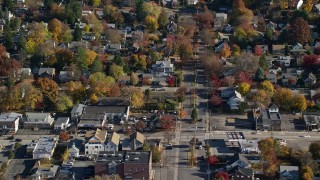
(309, 142), (320, 160)
(103, 5), (124, 25)
(255, 67), (265, 82)
(65, 0), (81, 24)
(90, 0), (101, 7)
(158, 9), (169, 28)
(191, 108), (198, 122)
(89, 56), (103, 73)
(292, 94), (307, 112)
(74, 47), (88, 72)
(2, 0), (13, 11)
(73, 24), (82, 41)
(35, 77), (59, 103)
(55, 94), (73, 112)
(8, 150), (14, 159)
(108, 63), (124, 80)
(135, 0), (146, 21)
(3, 23), (13, 50)
(259, 55), (269, 71)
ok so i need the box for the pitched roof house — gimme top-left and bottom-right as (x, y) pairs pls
(24, 113), (54, 129)
(122, 132), (145, 151)
(254, 104), (283, 131)
(0, 112), (22, 133)
(85, 129), (108, 155)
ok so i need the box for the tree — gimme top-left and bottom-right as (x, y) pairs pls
(222, 76), (235, 87)
(209, 95), (223, 106)
(220, 43), (231, 58)
(214, 171), (229, 180)
(292, 94), (307, 112)
(48, 18), (63, 42)
(8, 150), (14, 159)
(14, 143), (21, 150)
(130, 88), (144, 108)
(259, 80), (274, 96)
(309, 142), (320, 159)
(235, 53), (259, 74)
(73, 24), (82, 41)
(135, 120), (147, 132)
(89, 73), (115, 96)
(59, 132), (70, 141)
(160, 115), (175, 129)
(259, 55), (269, 71)
(74, 47), (88, 72)
(18, 80), (43, 111)
(289, 17), (311, 44)
(65, 0), (81, 24)
(237, 82), (251, 96)
(60, 24), (73, 43)
(207, 155), (219, 166)
(27, 22), (50, 48)
(258, 138), (279, 176)
(177, 39), (193, 62)
(131, 54), (147, 70)
(103, 5), (124, 25)
(89, 56), (103, 73)
(35, 78), (59, 103)
(196, 6), (213, 29)
(175, 86), (187, 102)
(130, 72), (139, 85)
(3, 23), (13, 50)
(191, 108), (198, 122)
(302, 55), (319, 70)
(178, 108), (187, 119)
(90, 0), (101, 7)
(273, 88), (294, 111)
(85, 49), (97, 67)
(144, 88), (151, 100)
(135, 0), (146, 21)
(144, 15), (159, 31)
(109, 63), (124, 80)
(254, 45), (264, 56)
(105, 29), (122, 43)
(0, 46), (21, 78)
(250, 90), (271, 107)
(55, 94), (73, 112)
(255, 67), (265, 82)
(158, 9), (169, 28)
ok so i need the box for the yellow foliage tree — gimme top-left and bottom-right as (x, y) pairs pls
(237, 82), (251, 95)
(25, 40), (37, 54)
(259, 80), (274, 96)
(85, 49), (97, 66)
(48, 18), (63, 42)
(144, 15), (159, 31)
(131, 88), (144, 108)
(292, 94), (307, 112)
(273, 88), (294, 111)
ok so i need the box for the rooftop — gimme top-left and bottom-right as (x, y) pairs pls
(0, 112), (22, 122)
(33, 137), (56, 155)
(96, 151), (151, 164)
(25, 112), (52, 122)
(54, 117), (69, 126)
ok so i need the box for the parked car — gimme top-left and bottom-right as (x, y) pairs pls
(15, 138), (22, 142)
(107, 124), (114, 129)
(142, 116), (147, 121)
(165, 143), (173, 149)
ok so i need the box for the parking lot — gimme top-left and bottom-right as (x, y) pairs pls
(5, 159), (37, 179)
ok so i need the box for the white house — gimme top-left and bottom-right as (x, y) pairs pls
(85, 129), (108, 155)
(54, 117), (70, 130)
(105, 132), (120, 152)
(0, 112), (22, 133)
(152, 61), (174, 77)
(71, 104), (85, 121)
(33, 137), (57, 159)
(69, 143), (80, 158)
(24, 113), (55, 129)
(227, 91), (244, 110)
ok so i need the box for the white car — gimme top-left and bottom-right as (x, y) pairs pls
(303, 135), (311, 138)
(142, 116), (147, 121)
(107, 124), (114, 129)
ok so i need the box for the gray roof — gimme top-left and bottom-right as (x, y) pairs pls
(33, 137), (56, 155)
(0, 112), (22, 122)
(54, 117), (69, 126)
(25, 112), (51, 122)
(38, 68), (55, 75)
(96, 151), (151, 164)
(280, 166), (299, 180)
(71, 104), (85, 115)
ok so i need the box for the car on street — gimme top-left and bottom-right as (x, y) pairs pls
(165, 143), (173, 149)
(15, 138), (22, 142)
(142, 116), (147, 121)
(303, 135), (311, 138)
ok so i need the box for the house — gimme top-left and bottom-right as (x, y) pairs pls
(214, 13), (227, 28)
(230, 167), (254, 180)
(290, 43), (307, 54)
(314, 3), (320, 14)
(272, 45), (286, 55)
(24, 112), (55, 129)
(19, 68), (32, 77)
(58, 70), (74, 83)
(95, 151), (152, 180)
(205, 139), (235, 156)
(303, 113), (320, 131)
(31, 164), (59, 180)
(167, 21), (177, 33)
(152, 61), (174, 77)
(0, 112), (22, 133)
(220, 87), (236, 98)
(276, 56), (292, 67)
(79, 98), (130, 128)
(282, 68), (297, 86)
(117, 75), (131, 85)
(38, 68), (56, 78)
(54, 117), (70, 130)
(108, 43), (122, 52)
(266, 73), (278, 84)
(122, 132), (145, 151)
(68, 143), (80, 158)
(105, 131), (120, 152)
(304, 73), (317, 86)
(226, 153), (251, 171)
(266, 21), (277, 31)
(238, 139), (260, 154)
(71, 104), (86, 121)
(85, 129), (108, 155)
(254, 104), (283, 131)
(33, 137), (57, 159)
(214, 41), (226, 52)
(279, 166), (299, 180)
(227, 91), (245, 110)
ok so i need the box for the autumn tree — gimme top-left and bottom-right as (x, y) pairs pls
(177, 38), (193, 62)
(130, 72), (139, 86)
(196, 6), (213, 29)
(35, 78), (59, 103)
(237, 82), (251, 96)
(175, 86), (187, 102)
(48, 18), (63, 42)
(89, 56), (103, 73)
(254, 45), (264, 56)
(208, 95), (223, 106)
(220, 43), (231, 58)
(178, 108), (187, 119)
(109, 63), (124, 80)
(160, 115), (175, 129)
(105, 29), (122, 43)
(88, 72), (115, 96)
(143, 2), (162, 19)
(309, 142), (320, 160)
(131, 54), (147, 70)
(103, 5), (124, 25)
(258, 138), (279, 176)
(0, 47), (21, 79)
(201, 54), (223, 76)
(158, 9), (169, 29)
(26, 22), (50, 53)
(222, 76), (235, 87)
(129, 88), (144, 108)
(59, 132), (70, 141)
(259, 80), (275, 96)
(18, 80), (43, 111)
(235, 53), (259, 74)
(273, 88), (293, 111)
(207, 155), (219, 166)
(250, 90), (271, 108)
(302, 55), (319, 70)
(135, 120), (147, 132)
(214, 171), (229, 180)
(292, 94), (307, 112)
(289, 17), (311, 44)
(144, 15), (159, 31)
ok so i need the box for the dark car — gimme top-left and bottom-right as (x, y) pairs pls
(15, 138), (22, 142)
